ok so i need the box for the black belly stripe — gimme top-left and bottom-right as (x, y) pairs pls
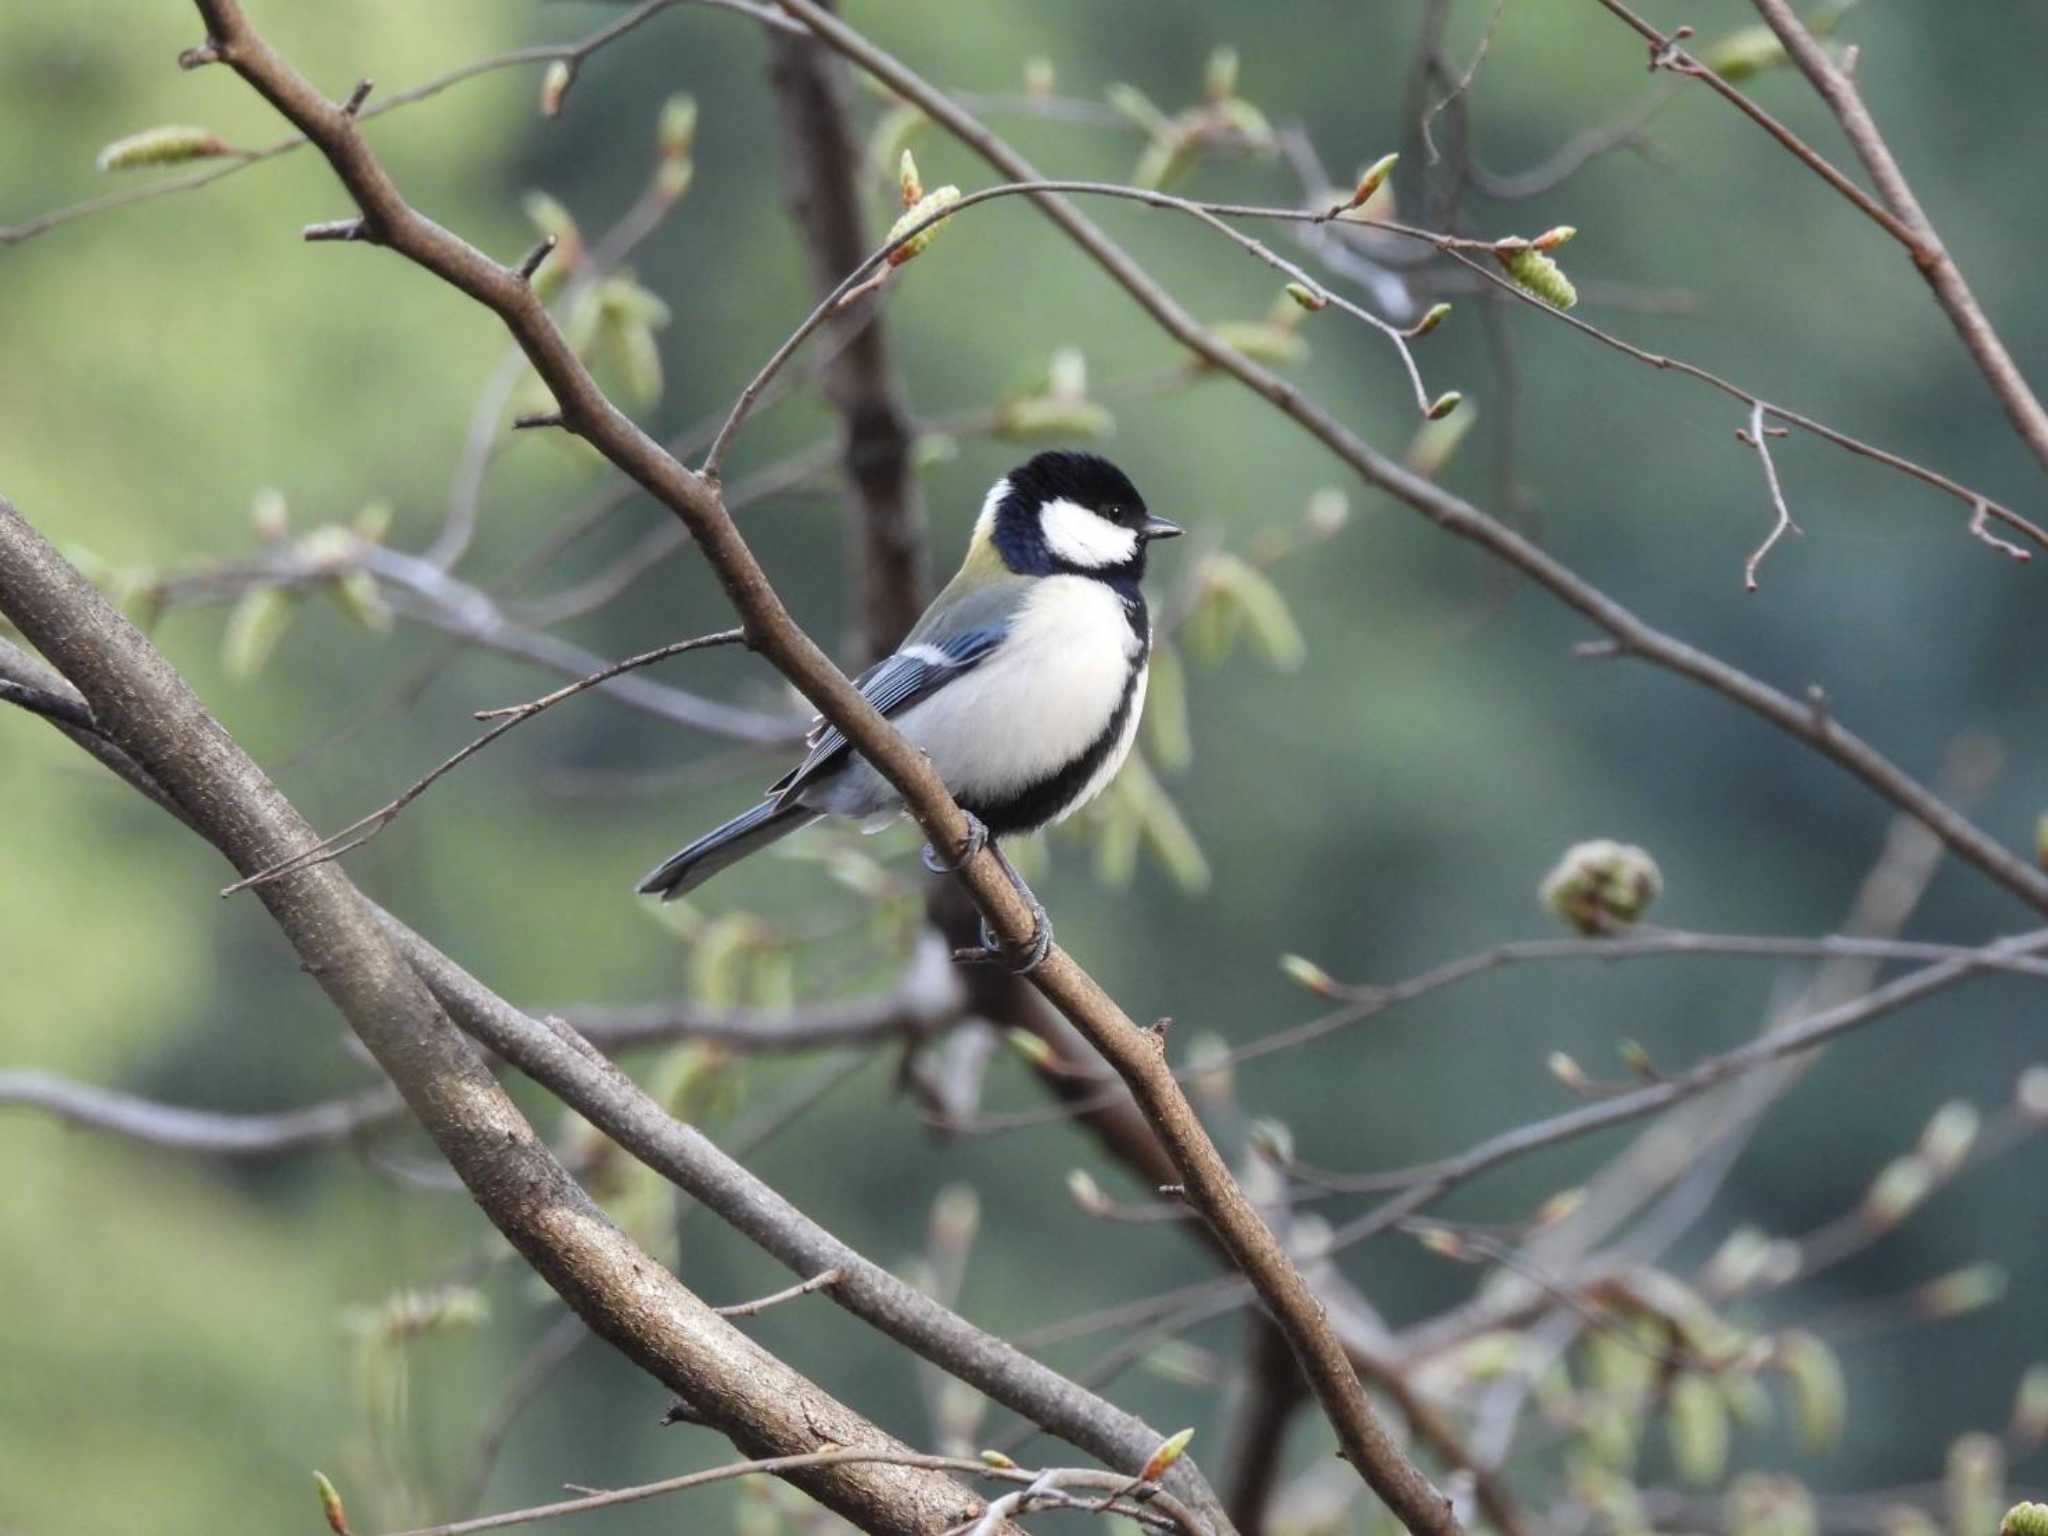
(965, 619), (1148, 838)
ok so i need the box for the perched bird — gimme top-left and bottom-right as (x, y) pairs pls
(638, 450), (1182, 970)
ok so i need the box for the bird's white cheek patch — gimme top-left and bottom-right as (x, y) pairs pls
(1039, 498), (1138, 569)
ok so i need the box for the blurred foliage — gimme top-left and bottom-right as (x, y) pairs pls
(5, 3), (2048, 1534)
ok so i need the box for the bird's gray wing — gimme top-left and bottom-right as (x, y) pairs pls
(769, 617), (1011, 804)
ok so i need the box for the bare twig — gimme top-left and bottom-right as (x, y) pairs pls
(715, 1269), (844, 1318)
(767, 2), (2048, 932)
(1739, 400), (1802, 590)
(382, 1449), (1196, 1536)
(0, 1071), (403, 1156)
(1593, 0), (2048, 476)
(218, 630), (743, 895)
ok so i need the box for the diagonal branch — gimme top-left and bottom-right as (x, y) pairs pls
(0, 495), (1012, 1536)
(172, 5), (1431, 1529)
(0, 1071), (403, 1157)
(767, 0), (2048, 927)
(1591, 0), (2048, 478)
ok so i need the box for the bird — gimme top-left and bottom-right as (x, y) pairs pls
(637, 450), (1183, 971)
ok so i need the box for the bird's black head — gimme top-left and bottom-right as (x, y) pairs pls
(976, 451), (1183, 581)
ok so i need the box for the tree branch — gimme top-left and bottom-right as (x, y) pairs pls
(174, 5), (1426, 1527)
(767, 0), (2048, 929)
(766, 8), (928, 661)
(0, 1071), (403, 1157)
(0, 496), (1004, 1536)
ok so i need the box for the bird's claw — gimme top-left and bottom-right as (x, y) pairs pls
(956, 901), (1053, 975)
(920, 812), (989, 876)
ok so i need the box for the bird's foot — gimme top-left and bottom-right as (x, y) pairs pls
(956, 898), (1053, 975)
(920, 811), (989, 875)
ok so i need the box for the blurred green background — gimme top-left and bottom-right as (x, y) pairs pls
(3, 2), (2045, 1532)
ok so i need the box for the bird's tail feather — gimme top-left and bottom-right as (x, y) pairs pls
(635, 801), (820, 901)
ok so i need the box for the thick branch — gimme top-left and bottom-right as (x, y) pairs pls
(0, 495), (1002, 1536)
(375, 908), (1236, 1534)
(765, 7), (927, 660)
(175, 6), (1398, 1528)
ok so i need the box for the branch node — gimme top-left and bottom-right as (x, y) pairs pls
(512, 410), (567, 432)
(515, 233), (558, 283)
(340, 78), (374, 117)
(304, 217), (372, 244)
(1969, 500), (2032, 563)
(1572, 638), (1625, 660)
(177, 39), (222, 70)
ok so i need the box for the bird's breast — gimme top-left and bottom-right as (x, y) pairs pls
(894, 576), (1144, 801)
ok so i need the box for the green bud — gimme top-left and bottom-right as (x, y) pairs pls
(1205, 46), (1239, 102)
(1497, 244), (1579, 310)
(1195, 553), (1306, 670)
(314, 1471), (351, 1536)
(1141, 1339), (1213, 1388)
(1046, 345), (1089, 402)
(1247, 1117), (1295, 1165)
(1278, 953), (1340, 997)
(97, 125), (233, 171)
(1540, 839), (1662, 935)
(539, 60), (572, 117)
(1140, 1427), (1195, 1482)
(1210, 319), (1309, 367)
(1304, 487), (1350, 538)
(657, 94), (697, 158)
(1341, 152), (1399, 213)
(1105, 83), (1172, 138)
(993, 395), (1116, 441)
(1918, 1100), (1980, 1175)
(1004, 1027), (1055, 1067)
(1404, 402), (1477, 480)
(1284, 281), (1328, 312)
(1133, 126), (1199, 191)
(1413, 302), (1453, 337)
(979, 1449), (1018, 1469)
(931, 1183), (979, 1249)
(1706, 24), (1789, 80)
(1863, 1155), (1934, 1229)
(1022, 56), (1055, 99)
(2018, 1064), (2048, 1120)
(885, 184), (961, 265)
(1948, 1434), (2005, 1536)
(1547, 1051), (1589, 1093)
(1425, 390), (1464, 421)
(222, 584), (294, 680)
(2004, 1506), (2048, 1536)
(1776, 1331), (1846, 1453)
(1920, 1264), (2006, 1319)
(352, 499), (393, 545)
(329, 568), (392, 633)
(250, 487), (289, 544)
(1669, 1372), (1730, 1487)
(1184, 1031), (1233, 1106)
(1727, 1475), (1817, 1536)
(2013, 1364), (2048, 1446)
(1065, 1169), (1109, 1213)
(1142, 638), (1192, 771)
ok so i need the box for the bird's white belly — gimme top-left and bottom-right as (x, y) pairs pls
(902, 577), (1140, 799)
(810, 576), (1142, 819)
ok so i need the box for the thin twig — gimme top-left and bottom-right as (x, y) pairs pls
(0, 1071), (403, 1156)
(1740, 400), (1802, 590)
(713, 1268), (844, 1318)
(219, 629), (742, 895)
(381, 1449), (1199, 1536)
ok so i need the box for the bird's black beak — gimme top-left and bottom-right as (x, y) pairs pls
(1138, 514), (1184, 542)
